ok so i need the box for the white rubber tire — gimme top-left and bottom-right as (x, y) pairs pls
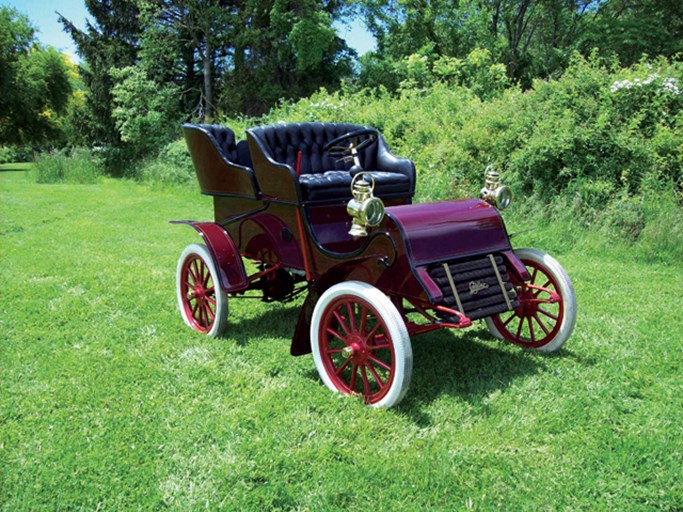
(311, 281), (413, 408)
(176, 243), (228, 337)
(485, 248), (576, 353)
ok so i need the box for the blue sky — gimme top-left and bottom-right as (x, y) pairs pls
(4, 0), (376, 62)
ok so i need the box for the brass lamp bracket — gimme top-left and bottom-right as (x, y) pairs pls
(347, 173), (385, 237)
(480, 166), (512, 210)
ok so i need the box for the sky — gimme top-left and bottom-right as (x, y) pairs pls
(4, 0), (376, 63)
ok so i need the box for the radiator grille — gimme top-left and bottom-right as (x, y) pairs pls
(427, 254), (519, 322)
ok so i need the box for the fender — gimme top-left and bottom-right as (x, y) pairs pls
(290, 256), (377, 356)
(172, 221), (249, 292)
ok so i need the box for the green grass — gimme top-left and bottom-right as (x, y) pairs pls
(1, 172), (681, 510)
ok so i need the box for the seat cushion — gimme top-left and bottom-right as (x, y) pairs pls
(299, 170), (411, 202)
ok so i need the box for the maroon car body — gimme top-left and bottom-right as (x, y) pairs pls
(173, 122), (575, 407)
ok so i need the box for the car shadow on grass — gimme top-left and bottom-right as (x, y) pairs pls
(222, 305), (572, 424)
(397, 324), (558, 423)
(220, 303), (302, 346)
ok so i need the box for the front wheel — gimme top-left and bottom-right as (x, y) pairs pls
(485, 248), (576, 352)
(176, 243), (228, 337)
(311, 281), (413, 408)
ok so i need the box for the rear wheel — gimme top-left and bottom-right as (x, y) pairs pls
(176, 243), (228, 336)
(311, 281), (412, 408)
(485, 248), (576, 352)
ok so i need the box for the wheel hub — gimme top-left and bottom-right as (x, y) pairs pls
(340, 334), (370, 364)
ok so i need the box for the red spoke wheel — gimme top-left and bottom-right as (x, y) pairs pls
(176, 244), (228, 337)
(311, 281), (412, 408)
(486, 248), (576, 352)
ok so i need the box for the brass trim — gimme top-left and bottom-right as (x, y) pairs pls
(488, 254), (513, 310)
(442, 263), (464, 315)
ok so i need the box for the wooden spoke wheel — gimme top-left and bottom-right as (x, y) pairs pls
(176, 244), (228, 337)
(311, 281), (413, 408)
(486, 248), (576, 352)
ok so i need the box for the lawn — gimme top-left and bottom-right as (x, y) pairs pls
(1, 171), (681, 510)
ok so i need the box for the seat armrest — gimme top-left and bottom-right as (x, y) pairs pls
(375, 136), (416, 195)
(246, 130), (301, 203)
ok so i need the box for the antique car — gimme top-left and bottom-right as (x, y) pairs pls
(174, 122), (576, 408)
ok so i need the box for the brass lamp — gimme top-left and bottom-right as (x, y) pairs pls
(347, 173), (385, 237)
(480, 166), (512, 210)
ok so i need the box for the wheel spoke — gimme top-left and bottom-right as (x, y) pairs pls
(326, 327), (347, 344)
(515, 316), (524, 339)
(349, 364), (358, 391)
(364, 322), (382, 343)
(196, 303), (205, 326)
(346, 302), (357, 332)
(531, 267), (538, 284)
(502, 312), (517, 327)
(527, 316), (535, 342)
(187, 263), (199, 285)
(368, 354), (391, 372)
(191, 260), (202, 284)
(367, 362), (385, 388)
(332, 310), (351, 335)
(358, 306), (368, 335)
(533, 312), (550, 335)
(538, 307), (558, 321)
(205, 303), (215, 321)
(335, 358), (351, 376)
(361, 366), (371, 398)
(368, 343), (391, 351)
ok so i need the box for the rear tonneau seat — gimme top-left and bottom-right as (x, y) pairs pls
(182, 123), (259, 199)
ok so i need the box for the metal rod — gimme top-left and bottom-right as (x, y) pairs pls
(219, 204), (269, 227)
(442, 263), (464, 315)
(488, 254), (513, 310)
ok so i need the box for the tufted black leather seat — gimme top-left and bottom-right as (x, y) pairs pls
(201, 124), (252, 168)
(246, 122), (415, 203)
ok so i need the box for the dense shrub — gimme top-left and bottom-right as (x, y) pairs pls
(138, 139), (194, 187)
(221, 53), (681, 261)
(34, 148), (102, 184)
(0, 145), (33, 164)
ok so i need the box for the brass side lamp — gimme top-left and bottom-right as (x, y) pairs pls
(480, 166), (512, 210)
(347, 173), (385, 237)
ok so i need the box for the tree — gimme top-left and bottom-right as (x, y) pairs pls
(357, 0), (598, 89)
(0, 6), (72, 145)
(141, 0), (356, 117)
(582, 0), (683, 66)
(140, 0), (236, 120)
(58, 0), (141, 147)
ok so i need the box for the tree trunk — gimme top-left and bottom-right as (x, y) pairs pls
(203, 38), (213, 121)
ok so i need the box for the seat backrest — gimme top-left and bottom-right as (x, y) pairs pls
(247, 122), (378, 174)
(182, 123), (258, 198)
(198, 124), (252, 168)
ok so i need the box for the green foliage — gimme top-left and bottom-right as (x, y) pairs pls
(0, 6), (72, 145)
(111, 66), (183, 159)
(138, 138), (194, 187)
(357, 0), (593, 89)
(288, 11), (337, 72)
(33, 147), (102, 184)
(58, 0), (141, 147)
(244, 54), (682, 261)
(0, 145), (32, 163)
(583, 0), (683, 66)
